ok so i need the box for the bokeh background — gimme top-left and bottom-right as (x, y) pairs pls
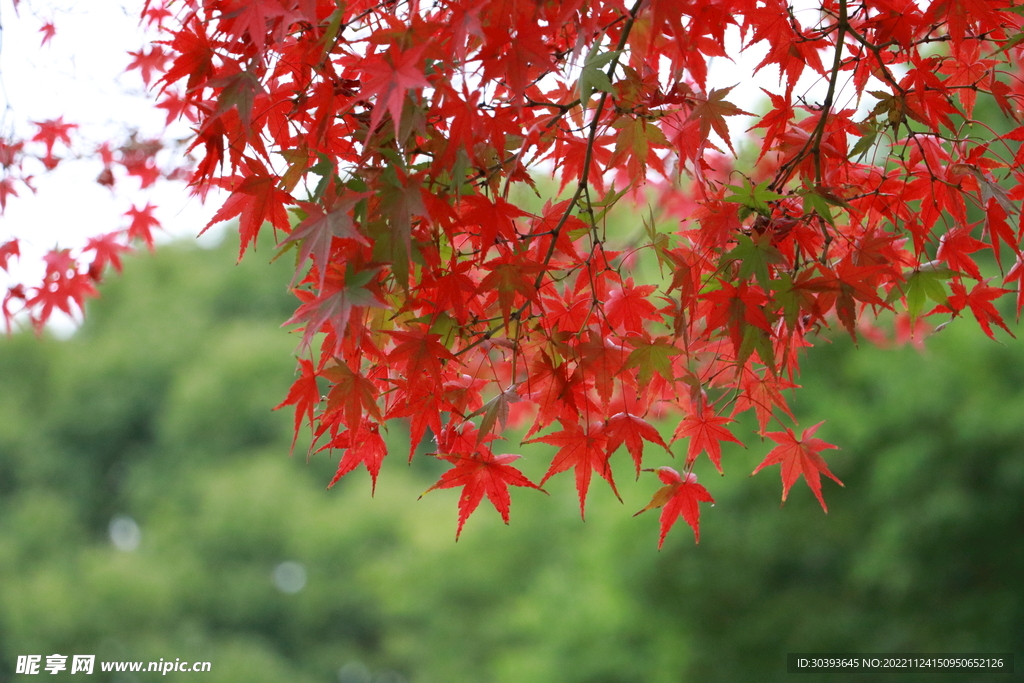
(0, 234), (1021, 682)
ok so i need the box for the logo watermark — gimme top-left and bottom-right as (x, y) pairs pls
(16, 655), (211, 675)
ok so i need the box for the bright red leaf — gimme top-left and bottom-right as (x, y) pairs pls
(752, 422), (843, 512)
(424, 449), (543, 540)
(634, 467), (715, 547)
(528, 420), (619, 519)
(672, 405), (744, 472)
(604, 411), (670, 476)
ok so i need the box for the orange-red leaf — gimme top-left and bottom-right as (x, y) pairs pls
(424, 450), (543, 539)
(326, 422), (388, 494)
(672, 405), (743, 472)
(274, 358), (320, 451)
(634, 467), (715, 547)
(604, 411), (670, 476)
(528, 420), (618, 519)
(752, 421), (843, 511)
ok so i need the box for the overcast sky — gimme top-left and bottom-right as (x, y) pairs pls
(1, 2), (219, 283)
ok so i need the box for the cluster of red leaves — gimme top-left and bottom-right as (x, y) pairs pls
(0, 1), (187, 331)
(167, 0), (1024, 546)
(15, 0), (1024, 546)
(0, 122), (171, 330)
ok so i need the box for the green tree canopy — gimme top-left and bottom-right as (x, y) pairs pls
(0, 237), (1019, 682)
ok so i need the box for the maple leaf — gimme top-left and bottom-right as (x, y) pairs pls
(31, 117), (76, 156)
(460, 194), (530, 253)
(604, 412), (670, 477)
(528, 420), (618, 519)
(623, 335), (681, 386)
(218, 0), (296, 53)
(158, 17), (216, 91)
(124, 203), (161, 251)
(38, 21), (56, 48)
(749, 88), (793, 161)
(424, 450), (543, 540)
(687, 86), (752, 154)
(26, 249), (98, 329)
(386, 328), (457, 384)
(605, 279), (661, 334)
(524, 352), (583, 436)
(468, 385), (522, 443)
(126, 46), (169, 87)
(274, 358), (320, 452)
(285, 266), (387, 350)
(281, 199), (368, 289)
(477, 254), (543, 326)
(326, 421), (388, 493)
(321, 360), (383, 434)
(210, 69), (264, 129)
(0, 177), (19, 211)
(752, 422), (843, 512)
(572, 333), (627, 406)
(84, 232), (131, 278)
(0, 239), (20, 273)
(359, 44), (430, 138)
(204, 162), (293, 257)
(634, 467), (715, 547)
(672, 405), (743, 473)
(936, 225), (987, 280)
(941, 280), (1015, 341)
(736, 365), (798, 432)
(386, 379), (451, 460)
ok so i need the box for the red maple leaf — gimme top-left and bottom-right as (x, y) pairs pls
(752, 421), (843, 511)
(0, 238), (20, 273)
(321, 360), (384, 433)
(326, 422), (388, 494)
(359, 43), (430, 138)
(158, 17), (216, 92)
(605, 278), (661, 334)
(124, 203), (161, 251)
(281, 198), (367, 290)
(274, 358), (320, 452)
(634, 467), (715, 547)
(285, 266), (387, 350)
(528, 420), (619, 519)
(604, 411), (670, 476)
(687, 86), (753, 153)
(31, 116), (76, 156)
(386, 328), (458, 384)
(84, 231), (132, 278)
(26, 249), (98, 329)
(126, 45), (169, 87)
(38, 21), (56, 48)
(572, 333), (628, 406)
(936, 225), (987, 280)
(204, 161), (293, 258)
(424, 449), (543, 539)
(673, 405), (744, 472)
(941, 279), (1015, 341)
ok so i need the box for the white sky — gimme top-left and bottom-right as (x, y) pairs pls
(0, 1), (222, 318)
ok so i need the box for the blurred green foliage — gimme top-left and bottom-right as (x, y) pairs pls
(0, 237), (1020, 682)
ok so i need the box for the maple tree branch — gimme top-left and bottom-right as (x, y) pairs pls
(807, 0), (848, 187)
(454, 0), (650, 363)
(531, 0), (646, 289)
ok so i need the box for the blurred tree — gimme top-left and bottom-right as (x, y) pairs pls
(0, 236), (1020, 683)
